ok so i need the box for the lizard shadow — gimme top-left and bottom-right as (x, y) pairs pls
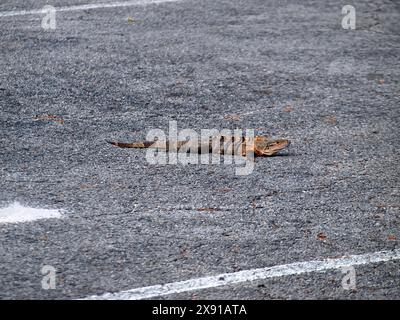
(266, 152), (297, 157)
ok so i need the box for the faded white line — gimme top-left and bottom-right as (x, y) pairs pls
(0, 202), (63, 224)
(0, 0), (181, 18)
(84, 248), (400, 299)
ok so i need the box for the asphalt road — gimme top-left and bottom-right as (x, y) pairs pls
(0, 0), (399, 299)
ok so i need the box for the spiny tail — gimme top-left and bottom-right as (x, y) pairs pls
(106, 140), (152, 148)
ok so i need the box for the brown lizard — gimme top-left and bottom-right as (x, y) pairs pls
(107, 135), (290, 157)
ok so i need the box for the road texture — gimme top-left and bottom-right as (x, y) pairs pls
(0, 0), (399, 299)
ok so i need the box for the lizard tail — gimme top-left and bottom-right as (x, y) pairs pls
(106, 140), (151, 148)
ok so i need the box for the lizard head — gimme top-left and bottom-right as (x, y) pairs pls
(253, 137), (291, 156)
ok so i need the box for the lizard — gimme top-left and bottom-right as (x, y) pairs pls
(107, 135), (290, 157)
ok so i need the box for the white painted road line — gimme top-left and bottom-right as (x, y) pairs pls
(0, 202), (63, 224)
(0, 0), (181, 18)
(84, 248), (400, 300)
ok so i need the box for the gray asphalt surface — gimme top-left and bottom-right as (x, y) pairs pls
(0, 0), (399, 299)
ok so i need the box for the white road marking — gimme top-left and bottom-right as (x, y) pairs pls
(0, 0), (181, 18)
(0, 202), (63, 224)
(84, 248), (400, 299)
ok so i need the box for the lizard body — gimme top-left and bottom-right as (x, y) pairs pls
(107, 135), (290, 157)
